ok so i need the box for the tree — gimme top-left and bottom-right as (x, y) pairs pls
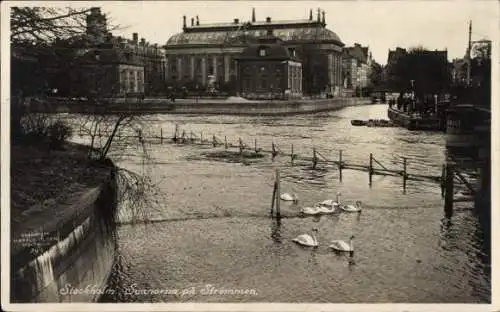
(10, 6), (159, 224)
(385, 46), (450, 95)
(368, 61), (384, 89)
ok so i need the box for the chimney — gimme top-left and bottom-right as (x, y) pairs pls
(252, 8), (256, 22)
(234, 18), (239, 24)
(196, 15), (199, 26)
(191, 18), (194, 26)
(183, 15), (187, 29)
(140, 38), (146, 46)
(309, 9), (313, 21)
(322, 11), (325, 24)
(317, 8), (321, 22)
(266, 17), (271, 23)
(133, 32), (138, 43)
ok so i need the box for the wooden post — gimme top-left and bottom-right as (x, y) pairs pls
(213, 135), (216, 147)
(440, 164), (446, 198)
(254, 138), (258, 153)
(181, 130), (185, 143)
(403, 157), (407, 192)
(272, 142), (277, 161)
(239, 138), (243, 155)
(190, 131), (193, 143)
(200, 132), (203, 144)
(339, 150), (343, 181)
(160, 128), (163, 144)
(224, 136), (228, 150)
(276, 168), (281, 218)
(312, 148), (317, 169)
(369, 153), (373, 186)
(444, 163), (454, 218)
(291, 144), (294, 166)
(271, 180), (277, 216)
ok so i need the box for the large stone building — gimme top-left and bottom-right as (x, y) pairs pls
(165, 8), (344, 97)
(83, 8), (166, 96)
(342, 43), (372, 96)
(236, 32), (302, 99)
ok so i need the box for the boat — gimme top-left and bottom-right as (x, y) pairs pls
(351, 120), (366, 126)
(387, 104), (446, 131)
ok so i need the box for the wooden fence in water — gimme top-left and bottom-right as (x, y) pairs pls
(80, 124), (479, 217)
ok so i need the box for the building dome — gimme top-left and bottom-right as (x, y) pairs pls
(166, 27), (342, 46)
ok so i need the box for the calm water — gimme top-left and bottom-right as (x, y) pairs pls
(70, 104), (490, 303)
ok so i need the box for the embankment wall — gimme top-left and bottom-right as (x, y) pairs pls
(11, 169), (117, 303)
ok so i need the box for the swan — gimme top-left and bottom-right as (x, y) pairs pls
(280, 193), (298, 203)
(329, 235), (354, 252)
(319, 192), (341, 207)
(340, 201), (362, 213)
(317, 204), (336, 214)
(292, 228), (319, 247)
(300, 206), (322, 215)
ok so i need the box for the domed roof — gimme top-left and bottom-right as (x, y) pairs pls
(166, 27), (342, 46)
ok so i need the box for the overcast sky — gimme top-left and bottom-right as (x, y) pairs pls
(11, 1), (500, 64)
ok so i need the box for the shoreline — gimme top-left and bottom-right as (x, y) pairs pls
(27, 97), (372, 115)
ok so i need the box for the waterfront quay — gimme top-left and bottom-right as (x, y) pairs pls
(26, 96), (371, 115)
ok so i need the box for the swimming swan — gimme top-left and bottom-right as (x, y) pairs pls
(319, 192), (341, 207)
(329, 235), (354, 252)
(340, 201), (362, 212)
(317, 204), (336, 214)
(280, 193), (299, 203)
(300, 206), (322, 215)
(293, 228), (319, 247)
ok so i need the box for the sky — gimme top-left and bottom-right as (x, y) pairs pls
(7, 1), (500, 64)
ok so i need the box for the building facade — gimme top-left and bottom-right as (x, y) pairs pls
(342, 43), (372, 95)
(236, 34), (302, 99)
(165, 8), (344, 97)
(78, 42), (145, 97)
(84, 8), (166, 96)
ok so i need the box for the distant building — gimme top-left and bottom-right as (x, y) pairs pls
(165, 8), (344, 97)
(342, 43), (372, 95)
(236, 32), (302, 99)
(78, 40), (145, 97)
(82, 8), (166, 96)
(451, 58), (468, 85)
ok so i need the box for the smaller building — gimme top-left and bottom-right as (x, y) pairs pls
(236, 32), (302, 100)
(342, 43), (372, 96)
(78, 41), (145, 97)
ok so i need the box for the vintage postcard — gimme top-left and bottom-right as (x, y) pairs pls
(1, 0), (498, 311)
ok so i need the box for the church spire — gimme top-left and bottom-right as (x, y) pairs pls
(252, 8), (256, 22)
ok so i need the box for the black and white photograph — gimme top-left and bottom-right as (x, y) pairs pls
(1, 0), (498, 311)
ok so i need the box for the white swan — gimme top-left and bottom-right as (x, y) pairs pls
(300, 206), (322, 215)
(340, 201), (362, 212)
(317, 204), (336, 214)
(292, 228), (319, 247)
(319, 192), (341, 207)
(280, 193), (298, 203)
(329, 235), (354, 252)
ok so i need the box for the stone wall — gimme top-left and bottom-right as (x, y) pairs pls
(10, 171), (117, 303)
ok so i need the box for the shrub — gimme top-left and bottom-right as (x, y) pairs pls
(47, 120), (73, 149)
